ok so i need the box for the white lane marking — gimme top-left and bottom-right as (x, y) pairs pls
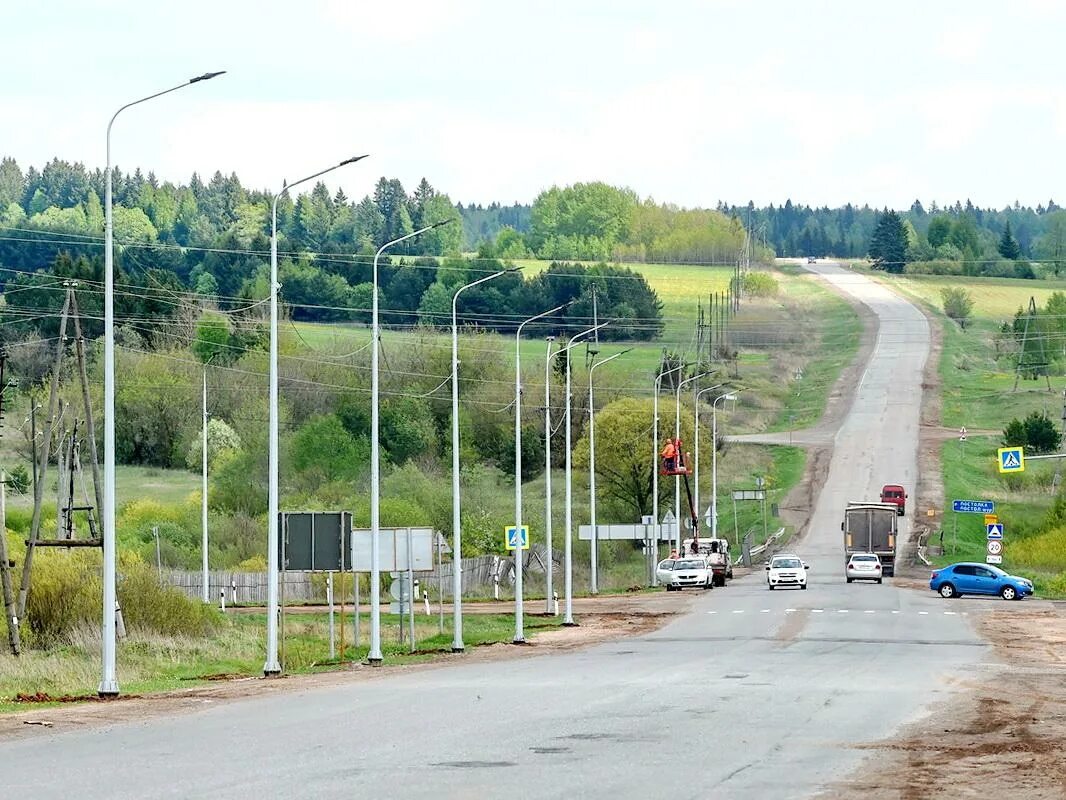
(837, 609), (849, 614)
(943, 611), (957, 616)
(812, 609), (824, 613)
(732, 610), (744, 614)
(707, 611), (717, 615)
(864, 610), (876, 614)
(760, 609), (770, 613)
(891, 610), (900, 614)
(919, 611), (929, 615)
(785, 608), (796, 613)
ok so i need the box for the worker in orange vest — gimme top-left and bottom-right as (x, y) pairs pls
(661, 438), (678, 472)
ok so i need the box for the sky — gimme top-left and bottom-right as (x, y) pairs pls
(5, 0), (1065, 210)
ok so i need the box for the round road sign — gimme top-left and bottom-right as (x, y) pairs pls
(987, 540), (1002, 556)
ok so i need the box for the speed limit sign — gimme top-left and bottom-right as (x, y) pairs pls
(987, 540), (1002, 555)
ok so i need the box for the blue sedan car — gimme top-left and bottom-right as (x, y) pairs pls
(929, 562), (1034, 600)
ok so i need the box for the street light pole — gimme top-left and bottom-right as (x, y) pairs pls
(451, 268), (514, 652)
(694, 383), (724, 528)
(652, 364), (682, 577)
(544, 336), (556, 614)
(265, 155), (367, 676)
(588, 349), (629, 593)
(202, 367), (209, 603)
(563, 322), (608, 625)
(369, 218), (453, 665)
(101, 70), (225, 697)
(514, 303), (568, 643)
(674, 371), (710, 551)
(711, 392), (739, 541)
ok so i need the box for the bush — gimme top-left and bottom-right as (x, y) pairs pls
(737, 272), (779, 297)
(1002, 411), (1061, 455)
(119, 561), (221, 637)
(1010, 526), (1066, 573)
(940, 287), (974, 328)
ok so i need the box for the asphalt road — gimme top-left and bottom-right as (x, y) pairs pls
(1, 263), (990, 799)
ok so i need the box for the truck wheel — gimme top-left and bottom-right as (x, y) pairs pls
(1000, 585), (1017, 601)
(939, 583), (956, 599)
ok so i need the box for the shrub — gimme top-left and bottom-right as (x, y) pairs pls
(24, 551), (101, 648)
(1010, 526), (1066, 573)
(184, 416), (242, 471)
(119, 561), (221, 637)
(940, 287), (974, 328)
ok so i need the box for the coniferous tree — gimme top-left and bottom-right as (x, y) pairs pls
(868, 210), (907, 273)
(998, 220), (1022, 260)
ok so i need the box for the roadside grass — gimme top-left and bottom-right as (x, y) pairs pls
(858, 266), (1066, 596)
(0, 612), (562, 713)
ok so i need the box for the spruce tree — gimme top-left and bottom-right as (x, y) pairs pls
(998, 220), (1022, 260)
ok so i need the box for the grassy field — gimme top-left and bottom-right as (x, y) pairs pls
(0, 612), (560, 713)
(859, 266), (1066, 594)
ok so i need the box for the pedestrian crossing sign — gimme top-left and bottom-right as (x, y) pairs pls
(505, 525), (529, 551)
(997, 447), (1025, 474)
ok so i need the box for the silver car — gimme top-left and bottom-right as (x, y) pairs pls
(846, 552), (883, 584)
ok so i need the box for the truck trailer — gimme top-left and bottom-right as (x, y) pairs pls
(842, 502), (898, 576)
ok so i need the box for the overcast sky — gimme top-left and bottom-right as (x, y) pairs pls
(6, 0), (1064, 209)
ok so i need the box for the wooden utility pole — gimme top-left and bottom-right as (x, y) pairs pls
(70, 290), (104, 517)
(17, 289), (72, 619)
(0, 349), (22, 656)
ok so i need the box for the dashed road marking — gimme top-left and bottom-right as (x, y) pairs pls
(918, 611), (929, 615)
(864, 610), (876, 614)
(760, 609), (770, 613)
(891, 610), (900, 614)
(732, 610), (744, 614)
(944, 611), (957, 615)
(812, 609), (824, 613)
(837, 609), (849, 613)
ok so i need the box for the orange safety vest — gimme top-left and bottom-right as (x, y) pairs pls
(661, 442), (676, 458)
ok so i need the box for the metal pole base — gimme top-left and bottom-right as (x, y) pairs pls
(562, 621), (579, 627)
(97, 683), (119, 698)
(263, 659), (281, 678)
(367, 657), (383, 667)
(512, 637), (527, 645)
(451, 645), (465, 653)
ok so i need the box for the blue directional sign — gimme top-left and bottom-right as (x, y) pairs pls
(986, 523), (1004, 540)
(952, 499), (995, 514)
(505, 525), (529, 551)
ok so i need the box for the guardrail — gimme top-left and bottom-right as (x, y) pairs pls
(734, 527), (786, 566)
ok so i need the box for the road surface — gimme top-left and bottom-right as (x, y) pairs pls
(0, 263), (989, 799)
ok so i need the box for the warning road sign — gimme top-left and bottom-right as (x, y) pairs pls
(986, 523), (1004, 540)
(997, 447), (1025, 473)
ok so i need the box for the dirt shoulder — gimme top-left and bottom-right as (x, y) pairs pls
(825, 604), (1066, 799)
(0, 592), (694, 740)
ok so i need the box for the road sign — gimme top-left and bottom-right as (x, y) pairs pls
(352, 527), (436, 572)
(505, 526), (529, 551)
(997, 447), (1025, 473)
(952, 499), (995, 514)
(986, 539), (1002, 555)
(960, 426), (967, 442)
(662, 510), (676, 526)
(732, 489), (766, 501)
(984, 514), (998, 526)
(579, 523), (673, 541)
(986, 523), (1004, 540)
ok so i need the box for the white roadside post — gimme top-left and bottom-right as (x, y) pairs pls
(711, 392), (740, 541)
(368, 219), (453, 664)
(265, 155), (367, 677)
(693, 383), (725, 532)
(544, 336), (557, 613)
(652, 364), (682, 582)
(563, 322), (608, 625)
(101, 70), (225, 697)
(673, 371), (710, 553)
(451, 268), (514, 651)
(514, 303), (568, 643)
(587, 349), (629, 593)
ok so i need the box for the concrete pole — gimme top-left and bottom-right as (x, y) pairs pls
(652, 364), (682, 571)
(452, 268), (511, 651)
(514, 303), (567, 642)
(370, 218), (443, 664)
(268, 156), (366, 676)
(711, 392), (739, 540)
(201, 368), (209, 603)
(563, 323), (607, 625)
(674, 372), (709, 550)
(544, 337), (556, 614)
(101, 71), (225, 697)
(694, 384), (724, 531)
(588, 350), (626, 593)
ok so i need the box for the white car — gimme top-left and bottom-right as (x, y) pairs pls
(657, 557), (712, 591)
(846, 552), (883, 584)
(766, 554), (808, 590)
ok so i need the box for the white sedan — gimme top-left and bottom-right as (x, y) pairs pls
(766, 554), (808, 590)
(846, 553), (883, 584)
(657, 558), (712, 591)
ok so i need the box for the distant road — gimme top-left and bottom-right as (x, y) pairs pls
(1, 262), (990, 800)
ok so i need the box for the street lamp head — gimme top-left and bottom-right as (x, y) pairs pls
(190, 71), (226, 83)
(340, 155), (369, 166)
(429, 218), (457, 229)
(546, 335), (556, 342)
(724, 393), (738, 401)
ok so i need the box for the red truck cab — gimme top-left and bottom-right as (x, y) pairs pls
(880, 484), (907, 516)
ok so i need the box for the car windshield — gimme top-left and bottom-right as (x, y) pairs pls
(772, 558), (801, 569)
(852, 555), (878, 562)
(675, 560), (704, 570)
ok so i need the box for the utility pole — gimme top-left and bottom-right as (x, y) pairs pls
(0, 351), (21, 656)
(202, 368), (209, 602)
